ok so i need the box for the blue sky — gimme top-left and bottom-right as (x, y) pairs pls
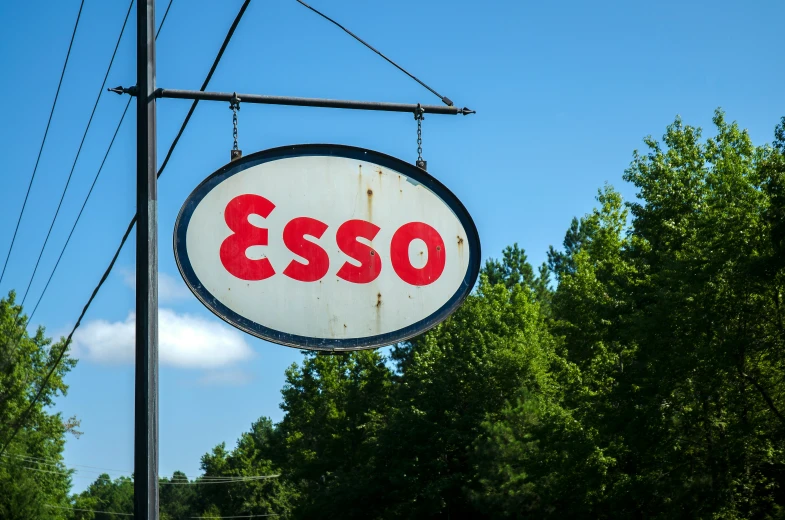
(0, 0), (783, 493)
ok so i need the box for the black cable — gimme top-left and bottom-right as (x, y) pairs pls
(20, 0), (135, 307)
(294, 0), (454, 107)
(45, 505), (133, 517)
(0, 0), (251, 457)
(28, 99), (131, 322)
(156, 0), (174, 39)
(157, 0), (252, 177)
(0, 0), (86, 287)
(0, 213), (131, 459)
(27, 0), (175, 322)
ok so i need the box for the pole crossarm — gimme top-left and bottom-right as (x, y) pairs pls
(109, 86), (475, 116)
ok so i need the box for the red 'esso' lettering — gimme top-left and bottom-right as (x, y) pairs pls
(282, 217), (330, 282)
(336, 220), (382, 284)
(219, 194), (276, 281)
(390, 222), (446, 286)
(218, 195), (445, 286)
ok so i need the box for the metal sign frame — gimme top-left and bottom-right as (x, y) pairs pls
(173, 144), (481, 352)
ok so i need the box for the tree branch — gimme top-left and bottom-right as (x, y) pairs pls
(742, 372), (785, 429)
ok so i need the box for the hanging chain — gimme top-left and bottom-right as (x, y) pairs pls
(230, 92), (242, 161)
(417, 118), (422, 160)
(415, 104), (426, 170)
(232, 108), (238, 150)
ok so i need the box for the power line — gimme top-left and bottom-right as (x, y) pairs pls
(46, 505), (279, 518)
(0, 0), (250, 458)
(1, 460), (111, 482)
(1, 451), (130, 476)
(0, 0), (86, 287)
(22, 0), (134, 306)
(160, 475), (280, 485)
(155, 0), (252, 179)
(156, 0), (175, 38)
(294, 0), (454, 107)
(0, 0), (172, 456)
(27, 0), (174, 323)
(0, 223), (127, 458)
(45, 504), (133, 517)
(19, 466), (79, 477)
(174, 478), (265, 481)
(0, 457), (122, 481)
(29, 0), (243, 322)
(27, 98), (131, 323)
(20, 0), (135, 307)
(1, 453), (274, 482)
(192, 515), (280, 518)
(2, 456), (279, 485)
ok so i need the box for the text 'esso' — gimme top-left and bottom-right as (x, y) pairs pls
(218, 194), (446, 286)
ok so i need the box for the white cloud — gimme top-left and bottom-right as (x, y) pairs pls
(72, 308), (254, 369)
(122, 270), (191, 303)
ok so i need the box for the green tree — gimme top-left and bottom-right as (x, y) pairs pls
(485, 243), (552, 310)
(159, 471), (198, 520)
(197, 418), (296, 518)
(72, 475), (133, 519)
(473, 187), (628, 518)
(275, 350), (391, 518)
(0, 291), (76, 520)
(475, 111), (785, 519)
(375, 269), (558, 518)
(609, 110), (785, 518)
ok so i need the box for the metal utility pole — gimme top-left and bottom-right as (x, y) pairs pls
(135, 0), (158, 518)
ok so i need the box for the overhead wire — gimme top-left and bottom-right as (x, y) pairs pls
(2, 452), (273, 481)
(294, 0), (454, 107)
(19, 0), (134, 307)
(160, 475), (281, 485)
(0, 0), (86, 287)
(0, 0), (251, 458)
(192, 515), (280, 519)
(0, 452), (123, 473)
(27, 99), (131, 322)
(1, 454), (279, 485)
(45, 505), (133, 517)
(45, 506), (279, 518)
(0, 0), (173, 448)
(0, 0), (171, 457)
(27, 0), (174, 322)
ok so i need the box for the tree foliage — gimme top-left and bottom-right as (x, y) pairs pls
(0, 292), (76, 519)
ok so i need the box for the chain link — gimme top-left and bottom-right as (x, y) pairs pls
(231, 104), (239, 151)
(414, 104), (426, 170)
(229, 93), (242, 161)
(417, 117), (422, 162)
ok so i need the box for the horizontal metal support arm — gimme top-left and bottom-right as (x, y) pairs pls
(109, 86), (475, 115)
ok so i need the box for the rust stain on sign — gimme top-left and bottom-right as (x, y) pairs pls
(366, 184), (373, 222)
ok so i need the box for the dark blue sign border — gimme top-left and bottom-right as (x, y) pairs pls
(174, 144), (481, 351)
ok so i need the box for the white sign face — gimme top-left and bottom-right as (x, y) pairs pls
(174, 145), (480, 351)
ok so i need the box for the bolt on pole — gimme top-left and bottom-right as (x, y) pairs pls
(134, 0), (159, 518)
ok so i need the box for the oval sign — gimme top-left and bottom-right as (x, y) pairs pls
(174, 144), (480, 351)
